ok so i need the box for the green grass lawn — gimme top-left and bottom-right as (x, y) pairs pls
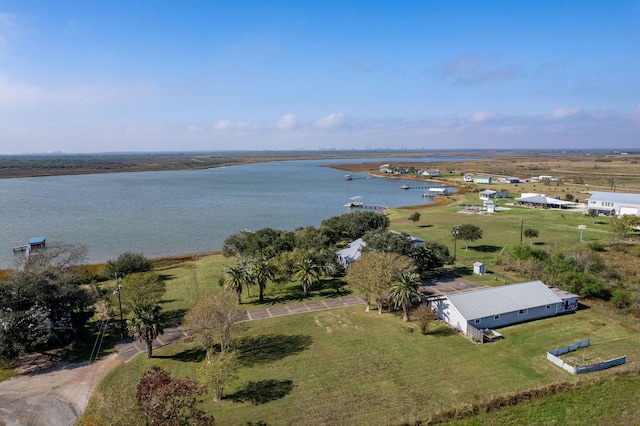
(85, 297), (639, 425)
(388, 191), (617, 283)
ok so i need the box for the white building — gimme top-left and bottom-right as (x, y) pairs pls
(432, 281), (579, 340)
(586, 191), (640, 217)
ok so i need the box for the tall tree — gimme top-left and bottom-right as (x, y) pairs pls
(292, 257), (321, 297)
(411, 242), (451, 276)
(249, 257), (274, 303)
(389, 271), (422, 322)
(137, 366), (214, 425)
(408, 212), (421, 226)
(182, 291), (245, 354)
(344, 252), (414, 314)
(120, 271), (166, 311)
(127, 301), (164, 358)
(457, 224), (483, 250)
(224, 265), (247, 304)
(0, 243), (94, 360)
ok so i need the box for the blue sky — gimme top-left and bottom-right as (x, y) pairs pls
(0, 1), (639, 153)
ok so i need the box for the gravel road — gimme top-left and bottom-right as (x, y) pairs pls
(0, 354), (121, 426)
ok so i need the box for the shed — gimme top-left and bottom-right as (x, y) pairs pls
(473, 262), (485, 275)
(28, 236), (46, 250)
(514, 195), (573, 209)
(432, 281), (579, 339)
(474, 177), (493, 184)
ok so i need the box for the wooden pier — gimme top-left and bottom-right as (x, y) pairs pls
(400, 184), (446, 190)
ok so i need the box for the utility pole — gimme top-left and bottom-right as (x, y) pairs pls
(520, 218), (524, 244)
(453, 225), (459, 262)
(113, 273), (125, 340)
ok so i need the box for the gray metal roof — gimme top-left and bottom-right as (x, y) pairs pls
(514, 195), (572, 206)
(446, 281), (562, 320)
(588, 191), (640, 205)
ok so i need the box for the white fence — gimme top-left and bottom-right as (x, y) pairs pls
(547, 339), (626, 374)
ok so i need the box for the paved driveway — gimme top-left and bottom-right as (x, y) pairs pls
(420, 274), (488, 297)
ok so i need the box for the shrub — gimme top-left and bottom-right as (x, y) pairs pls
(105, 252), (152, 277)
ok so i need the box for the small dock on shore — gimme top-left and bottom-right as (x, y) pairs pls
(400, 184), (446, 190)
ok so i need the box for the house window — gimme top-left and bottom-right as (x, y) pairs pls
(518, 309), (528, 315)
(546, 305), (551, 309)
(474, 319), (481, 324)
(602, 202), (613, 207)
(494, 315), (500, 320)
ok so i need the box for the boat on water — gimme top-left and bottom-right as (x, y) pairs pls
(400, 185), (410, 189)
(344, 174), (353, 180)
(344, 196), (364, 208)
(344, 201), (364, 208)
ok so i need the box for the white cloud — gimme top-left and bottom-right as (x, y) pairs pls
(314, 113), (347, 129)
(213, 119), (257, 131)
(469, 111), (499, 123)
(549, 106), (583, 120)
(276, 113), (298, 130)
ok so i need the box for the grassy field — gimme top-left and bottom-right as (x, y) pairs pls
(86, 297), (639, 425)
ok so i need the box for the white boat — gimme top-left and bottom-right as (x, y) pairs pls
(344, 196), (364, 208)
(345, 174), (353, 180)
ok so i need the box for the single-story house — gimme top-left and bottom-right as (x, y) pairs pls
(379, 164), (392, 173)
(504, 177), (520, 183)
(514, 194), (573, 209)
(336, 232), (424, 268)
(474, 176), (493, 184)
(422, 170), (440, 177)
(463, 175), (473, 182)
(586, 191), (640, 217)
(336, 238), (366, 268)
(431, 281), (579, 340)
(479, 189), (497, 200)
(538, 175), (558, 181)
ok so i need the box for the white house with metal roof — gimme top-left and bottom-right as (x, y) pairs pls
(586, 191), (640, 217)
(432, 281), (579, 338)
(335, 238), (366, 268)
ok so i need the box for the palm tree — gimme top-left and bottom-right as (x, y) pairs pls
(389, 271), (422, 322)
(127, 301), (164, 358)
(249, 258), (274, 303)
(292, 257), (320, 297)
(224, 265), (246, 304)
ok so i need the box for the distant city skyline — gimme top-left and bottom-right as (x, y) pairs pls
(0, 1), (639, 154)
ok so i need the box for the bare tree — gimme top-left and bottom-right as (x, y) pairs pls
(182, 290), (245, 354)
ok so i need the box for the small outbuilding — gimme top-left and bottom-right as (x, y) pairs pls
(473, 262), (485, 275)
(28, 236), (46, 250)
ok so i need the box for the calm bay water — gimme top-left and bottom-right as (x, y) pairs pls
(0, 157), (461, 268)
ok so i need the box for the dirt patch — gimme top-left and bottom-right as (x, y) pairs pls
(0, 354), (121, 426)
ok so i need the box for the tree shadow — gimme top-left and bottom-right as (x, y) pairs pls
(227, 379), (294, 405)
(417, 224), (433, 228)
(161, 308), (188, 324)
(533, 242), (546, 246)
(469, 245), (501, 253)
(317, 278), (350, 298)
(155, 347), (206, 363)
(429, 325), (459, 338)
(232, 334), (313, 367)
